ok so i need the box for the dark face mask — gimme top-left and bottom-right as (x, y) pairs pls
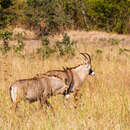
(89, 68), (95, 76)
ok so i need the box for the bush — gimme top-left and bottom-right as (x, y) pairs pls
(37, 33), (76, 59)
(25, 0), (130, 34)
(25, 0), (72, 35)
(0, 30), (12, 53)
(37, 37), (56, 59)
(0, 0), (129, 34)
(13, 40), (24, 52)
(108, 38), (120, 45)
(55, 33), (76, 56)
(0, 0), (17, 28)
(85, 0), (130, 33)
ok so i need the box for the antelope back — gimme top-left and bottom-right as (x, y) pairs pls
(36, 69), (73, 95)
(10, 77), (48, 103)
(36, 69), (73, 86)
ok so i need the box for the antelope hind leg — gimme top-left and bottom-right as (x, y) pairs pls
(10, 101), (19, 113)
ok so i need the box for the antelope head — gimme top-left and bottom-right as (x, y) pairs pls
(80, 53), (95, 76)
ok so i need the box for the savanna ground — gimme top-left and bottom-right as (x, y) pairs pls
(0, 30), (130, 130)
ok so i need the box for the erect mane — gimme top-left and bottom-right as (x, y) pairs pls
(47, 69), (65, 73)
(66, 64), (84, 70)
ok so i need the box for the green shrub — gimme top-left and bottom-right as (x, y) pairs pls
(85, 0), (130, 33)
(119, 48), (130, 55)
(41, 37), (56, 59)
(42, 47), (56, 59)
(0, 30), (12, 53)
(37, 33), (76, 59)
(55, 33), (76, 56)
(96, 49), (103, 54)
(25, 0), (72, 34)
(42, 37), (50, 46)
(13, 40), (24, 52)
(37, 37), (56, 59)
(0, 0), (17, 28)
(0, 0), (129, 34)
(108, 38), (120, 45)
(0, 44), (11, 54)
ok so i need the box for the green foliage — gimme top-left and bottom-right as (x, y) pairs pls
(37, 33), (76, 59)
(0, 30), (25, 54)
(0, 30), (12, 40)
(96, 49), (103, 54)
(85, 0), (130, 33)
(0, 0), (17, 28)
(42, 37), (50, 46)
(0, 30), (12, 53)
(108, 38), (120, 45)
(37, 37), (56, 59)
(55, 33), (76, 56)
(41, 37), (56, 59)
(0, 43), (11, 54)
(25, 0), (72, 34)
(42, 47), (56, 59)
(0, 0), (12, 9)
(0, 0), (129, 34)
(27, 0), (130, 34)
(13, 40), (24, 52)
(119, 48), (130, 55)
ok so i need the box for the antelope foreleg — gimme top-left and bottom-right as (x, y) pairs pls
(73, 89), (80, 109)
(45, 100), (55, 117)
(39, 95), (48, 118)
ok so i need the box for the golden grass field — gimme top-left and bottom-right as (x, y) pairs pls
(0, 31), (130, 130)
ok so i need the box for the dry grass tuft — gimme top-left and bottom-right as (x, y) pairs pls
(0, 31), (130, 130)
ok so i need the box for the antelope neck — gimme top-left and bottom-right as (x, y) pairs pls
(74, 65), (89, 81)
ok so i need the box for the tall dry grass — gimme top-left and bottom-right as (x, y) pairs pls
(0, 31), (130, 130)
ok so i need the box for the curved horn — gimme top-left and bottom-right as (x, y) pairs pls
(80, 53), (91, 64)
(84, 53), (91, 64)
(80, 53), (88, 59)
(80, 53), (89, 62)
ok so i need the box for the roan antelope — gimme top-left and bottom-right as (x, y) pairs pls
(9, 75), (69, 111)
(37, 53), (95, 99)
(64, 53), (95, 101)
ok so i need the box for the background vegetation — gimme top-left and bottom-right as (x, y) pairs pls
(0, 0), (130, 129)
(0, 0), (130, 35)
(0, 32), (129, 129)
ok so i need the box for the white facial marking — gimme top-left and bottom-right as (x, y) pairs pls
(87, 64), (91, 69)
(91, 71), (95, 76)
(85, 59), (88, 64)
(65, 94), (70, 99)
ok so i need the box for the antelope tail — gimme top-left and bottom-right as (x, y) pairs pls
(10, 86), (17, 103)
